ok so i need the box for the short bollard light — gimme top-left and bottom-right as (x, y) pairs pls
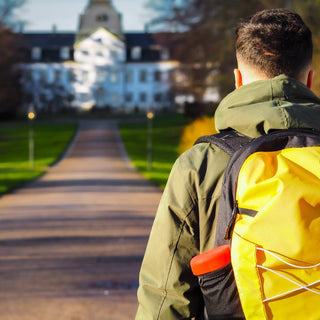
(27, 108), (36, 169)
(147, 111), (154, 171)
(28, 111), (36, 120)
(147, 112), (154, 120)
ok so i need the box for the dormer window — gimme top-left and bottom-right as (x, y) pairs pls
(60, 47), (70, 60)
(131, 46), (141, 60)
(161, 49), (169, 60)
(31, 47), (42, 60)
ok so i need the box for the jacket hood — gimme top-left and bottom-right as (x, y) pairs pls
(215, 75), (320, 138)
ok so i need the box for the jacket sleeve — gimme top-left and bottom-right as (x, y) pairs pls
(135, 155), (204, 320)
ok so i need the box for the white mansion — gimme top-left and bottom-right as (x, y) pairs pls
(20, 0), (219, 113)
(19, 0), (178, 112)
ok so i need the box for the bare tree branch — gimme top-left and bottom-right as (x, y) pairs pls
(0, 0), (26, 28)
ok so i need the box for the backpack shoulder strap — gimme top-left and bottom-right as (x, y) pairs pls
(195, 130), (252, 156)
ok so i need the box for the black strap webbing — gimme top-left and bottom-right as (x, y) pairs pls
(194, 130), (252, 156)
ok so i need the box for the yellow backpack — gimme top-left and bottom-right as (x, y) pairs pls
(193, 129), (320, 320)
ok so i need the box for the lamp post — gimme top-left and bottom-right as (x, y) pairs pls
(27, 105), (36, 169)
(147, 111), (154, 171)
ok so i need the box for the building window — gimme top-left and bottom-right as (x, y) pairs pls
(54, 69), (62, 83)
(80, 93), (91, 102)
(131, 46), (141, 60)
(96, 69), (107, 83)
(161, 49), (169, 60)
(60, 47), (70, 60)
(110, 50), (118, 59)
(154, 70), (161, 82)
(154, 93), (162, 103)
(24, 69), (32, 81)
(125, 92), (133, 102)
(96, 14), (108, 22)
(139, 92), (147, 103)
(40, 69), (47, 83)
(109, 70), (119, 83)
(139, 70), (147, 82)
(82, 70), (89, 83)
(31, 47), (42, 60)
(68, 69), (76, 82)
(95, 87), (106, 107)
(110, 92), (119, 103)
(125, 70), (133, 83)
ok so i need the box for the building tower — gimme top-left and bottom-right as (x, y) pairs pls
(77, 0), (123, 42)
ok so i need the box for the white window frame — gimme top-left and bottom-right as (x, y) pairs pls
(96, 69), (107, 83)
(82, 70), (89, 83)
(131, 46), (141, 60)
(110, 92), (119, 103)
(109, 70), (119, 83)
(125, 92), (133, 102)
(154, 92), (162, 103)
(125, 69), (133, 83)
(139, 92), (147, 103)
(60, 47), (70, 60)
(31, 47), (42, 60)
(154, 70), (161, 82)
(54, 69), (62, 83)
(139, 69), (147, 83)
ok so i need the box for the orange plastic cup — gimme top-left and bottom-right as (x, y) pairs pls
(190, 245), (231, 276)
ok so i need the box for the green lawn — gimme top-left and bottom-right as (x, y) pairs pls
(0, 114), (187, 194)
(119, 113), (189, 188)
(0, 121), (77, 194)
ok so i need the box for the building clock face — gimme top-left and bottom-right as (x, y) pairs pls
(96, 14), (108, 22)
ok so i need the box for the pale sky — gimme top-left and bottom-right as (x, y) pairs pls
(16, 0), (151, 32)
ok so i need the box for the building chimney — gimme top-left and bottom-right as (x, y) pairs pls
(144, 22), (149, 33)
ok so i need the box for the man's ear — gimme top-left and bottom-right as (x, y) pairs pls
(307, 69), (315, 89)
(234, 69), (243, 88)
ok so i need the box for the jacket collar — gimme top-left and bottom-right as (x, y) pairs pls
(215, 75), (320, 138)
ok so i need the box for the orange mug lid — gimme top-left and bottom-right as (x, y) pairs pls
(190, 245), (231, 276)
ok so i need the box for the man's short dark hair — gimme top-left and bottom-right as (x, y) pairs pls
(236, 8), (313, 79)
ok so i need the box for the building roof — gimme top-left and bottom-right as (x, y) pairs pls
(22, 31), (175, 48)
(22, 32), (167, 48)
(21, 31), (174, 63)
(124, 32), (158, 47)
(21, 33), (75, 63)
(22, 32), (75, 48)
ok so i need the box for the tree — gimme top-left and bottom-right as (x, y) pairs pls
(0, 28), (24, 118)
(147, 0), (320, 100)
(0, 0), (26, 118)
(0, 0), (26, 28)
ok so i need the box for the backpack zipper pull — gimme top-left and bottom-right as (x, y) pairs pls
(225, 201), (238, 240)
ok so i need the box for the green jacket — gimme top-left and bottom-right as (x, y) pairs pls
(135, 75), (320, 319)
